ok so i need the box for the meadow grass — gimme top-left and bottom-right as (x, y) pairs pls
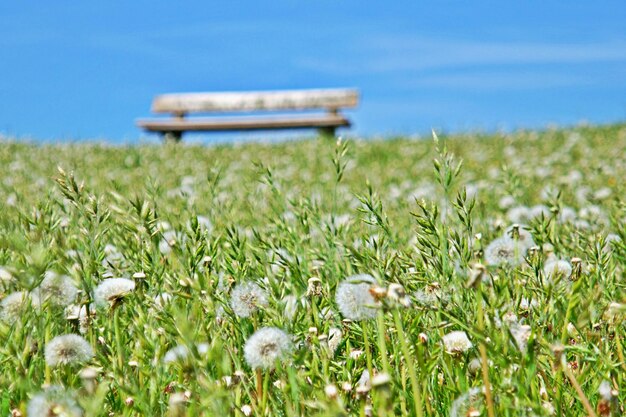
(0, 124), (625, 416)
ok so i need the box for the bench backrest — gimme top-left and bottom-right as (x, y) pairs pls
(151, 88), (359, 115)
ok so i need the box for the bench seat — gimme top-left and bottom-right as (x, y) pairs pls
(137, 113), (350, 132)
(137, 88), (358, 141)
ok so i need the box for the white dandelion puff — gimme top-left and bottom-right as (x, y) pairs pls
(484, 236), (526, 266)
(543, 259), (572, 280)
(442, 331), (473, 354)
(335, 274), (379, 320)
(498, 196), (516, 209)
(45, 334), (94, 367)
(244, 327), (292, 370)
(510, 323), (532, 353)
(93, 278), (135, 308)
(450, 386), (485, 417)
(529, 204), (551, 220)
(163, 343), (210, 364)
(102, 244), (124, 266)
(282, 294), (299, 321)
(506, 205), (530, 224)
(33, 271), (78, 307)
(557, 206), (577, 223)
(27, 385), (83, 417)
(159, 230), (183, 255)
(504, 225), (535, 250)
(229, 281), (268, 318)
(327, 327), (343, 354)
(0, 291), (31, 323)
(0, 266), (13, 284)
(153, 292), (173, 309)
(65, 304), (95, 334)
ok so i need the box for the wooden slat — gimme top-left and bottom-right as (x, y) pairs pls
(137, 114), (350, 132)
(151, 88), (359, 113)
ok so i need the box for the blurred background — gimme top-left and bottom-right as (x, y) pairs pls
(0, 1), (625, 143)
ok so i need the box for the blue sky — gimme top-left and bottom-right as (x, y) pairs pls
(1, 1), (625, 143)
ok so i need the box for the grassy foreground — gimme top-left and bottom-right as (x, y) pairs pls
(1, 124), (626, 416)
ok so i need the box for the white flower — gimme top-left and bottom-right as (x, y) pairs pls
(229, 282), (268, 318)
(442, 331), (473, 354)
(244, 327), (292, 370)
(484, 237), (526, 266)
(93, 278), (135, 308)
(163, 343), (210, 364)
(0, 291), (31, 323)
(45, 334), (94, 367)
(335, 274), (379, 320)
(33, 271), (78, 307)
(543, 259), (572, 280)
(28, 385), (83, 417)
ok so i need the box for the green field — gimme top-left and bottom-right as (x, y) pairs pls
(1, 124), (625, 416)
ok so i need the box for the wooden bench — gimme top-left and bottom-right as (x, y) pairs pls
(136, 88), (359, 141)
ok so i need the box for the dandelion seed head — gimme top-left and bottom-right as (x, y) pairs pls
(244, 327), (292, 370)
(442, 331), (473, 354)
(1, 291), (31, 323)
(0, 266), (13, 283)
(484, 236), (525, 266)
(229, 281), (268, 318)
(34, 271), (78, 307)
(557, 206), (577, 223)
(327, 327), (343, 354)
(163, 343), (209, 364)
(93, 278), (135, 308)
(45, 334), (94, 367)
(506, 205), (530, 224)
(159, 230), (181, 255)
(543, 259), (572, 279)
(154, 292), (173, 309)
(510, 323), (532, 353)
(27, 385), (83, 417)
(282, 294), (299, 321)
(529, 204), (551, 219)
(450, 386), (485, 417)
(335, 274), (379, 321)
(505, 225), (535, 250)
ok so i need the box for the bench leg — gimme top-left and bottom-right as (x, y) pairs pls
(162, 131), (182, 142)
(318, 127), (336, 139)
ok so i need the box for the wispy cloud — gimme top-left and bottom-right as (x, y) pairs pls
(295, 36), (626, 75)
